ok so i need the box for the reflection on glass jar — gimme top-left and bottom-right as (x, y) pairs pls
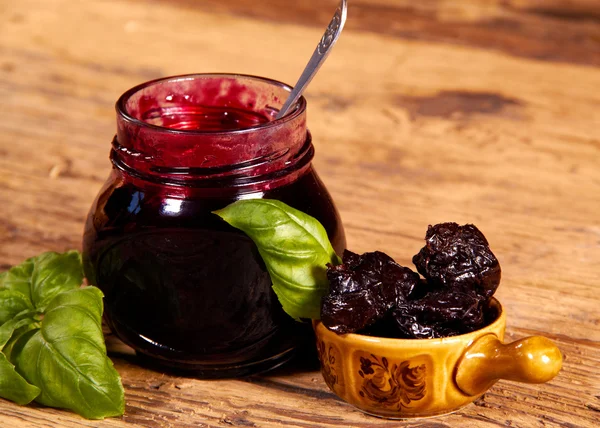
(82, 74), (346, 377)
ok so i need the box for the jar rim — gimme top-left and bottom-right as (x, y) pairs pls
(115, 73), (306, 136)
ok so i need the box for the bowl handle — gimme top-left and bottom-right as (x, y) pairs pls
(455, 333), (563, 396)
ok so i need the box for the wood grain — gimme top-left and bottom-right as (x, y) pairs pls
(1, 0), (599, 426)
(164, 0), (600, 66)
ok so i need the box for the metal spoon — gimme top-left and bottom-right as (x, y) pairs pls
(276, 0), (348, 119)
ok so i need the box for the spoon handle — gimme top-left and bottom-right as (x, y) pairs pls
(276, 0), (348, 119)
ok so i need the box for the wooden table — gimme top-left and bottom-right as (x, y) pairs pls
(1, 0), (599, 426)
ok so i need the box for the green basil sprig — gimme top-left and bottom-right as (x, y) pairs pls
(0, 251), (124, 419)
(214, 199), (340, 320)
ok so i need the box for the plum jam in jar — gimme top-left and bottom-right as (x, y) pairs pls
(83, 74), (346, 377)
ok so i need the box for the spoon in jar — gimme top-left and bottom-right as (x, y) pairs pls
(276, 0), (348, 119)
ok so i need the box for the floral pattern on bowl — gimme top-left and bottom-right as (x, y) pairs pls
(316, 340), (339, 391)
(358, 354), (426, 411)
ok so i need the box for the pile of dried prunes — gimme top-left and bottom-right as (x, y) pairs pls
(321, 222), (501, 338)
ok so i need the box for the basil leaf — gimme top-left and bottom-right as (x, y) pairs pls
(0, 352), (40, 405)
(0, 311), (41, 406)
(0, 310), (39, 349)
(30, 251), (83, 310)
(214, 199), (340, 320)
(11, 287), (125, 420)
(0, 251), (83, 312)
(0, 290), (34, 325)
(12, 287), (125, 418)
(0, 308), (41, 406)
(0, 252), (124, 419)
(0, 260), (35, 303)
(2, 322), (39, 362)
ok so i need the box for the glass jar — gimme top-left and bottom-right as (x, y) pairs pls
(82, 74), (346, 377)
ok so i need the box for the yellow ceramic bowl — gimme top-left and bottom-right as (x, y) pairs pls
(313, 298), (562, 419)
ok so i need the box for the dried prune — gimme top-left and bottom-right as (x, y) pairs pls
(321, 289), (387, 334)
(412, 223), (501, 298)
(321, 250), (420, 333)
(394, 290), (486, 338)
(327, 250), (419, 300)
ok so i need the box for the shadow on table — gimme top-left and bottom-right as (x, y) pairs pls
(108, 328), (322, 379)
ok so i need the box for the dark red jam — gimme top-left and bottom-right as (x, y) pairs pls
(83, 74), (345, 377)
(141, 105), (270, 131)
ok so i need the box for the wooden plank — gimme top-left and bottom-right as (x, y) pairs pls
(156, 0), (600, 66)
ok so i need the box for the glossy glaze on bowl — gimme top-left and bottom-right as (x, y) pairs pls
(318, 296), (562, 420)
